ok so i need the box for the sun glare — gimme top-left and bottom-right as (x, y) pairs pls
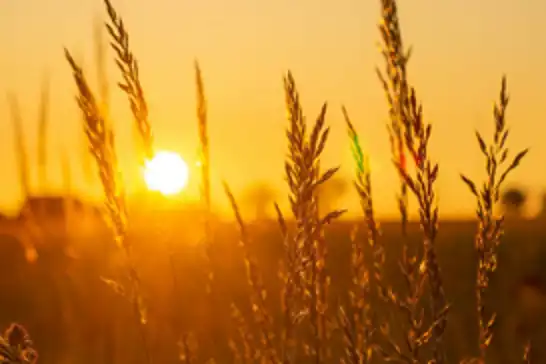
(144, 151), (189, 196)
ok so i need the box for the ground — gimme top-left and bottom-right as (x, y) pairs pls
(0, 217), (545, 363)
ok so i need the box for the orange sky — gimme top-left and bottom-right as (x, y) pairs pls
(1, 0), (545, 218)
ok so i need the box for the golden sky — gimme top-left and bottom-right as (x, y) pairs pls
(1, 0), (545, 218)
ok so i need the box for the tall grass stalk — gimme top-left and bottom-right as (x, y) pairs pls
(60, 145), (71, 194)
(80, 125), (95, 186)
(60, 145), (72, 237)
(377, 0), (410, 236)
(377, 0), (447, 364)
(7, 92), (41, 263)
(193, 61), (223, 361)
(76, 21), (108, 188)
(7, 93), (30, 199)
(343, 108), (384, 297)
(460, 77), (528, 361)
(397, 84), (449, 363)
(195, 61), (211, 226)
(104, 0), (153, 162)
(101, 2), (162, 360)
(37, 74), (50, 189)
(101, 4), (188, 357)
(64, 49), (152, 364)
(340, 107), (380, 364)
(94, 14), (110, 119)
(283, 71), (344, 362)
(377, 0), (449, 361)
(74, 16), (107, 194)
(229, 303), (257, 363)
(194, 61), (213, 284)
(275, 202), (301, 363)
(225, 182), (279, 363)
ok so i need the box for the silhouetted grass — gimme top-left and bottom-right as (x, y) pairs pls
(0, 0), (540, 362)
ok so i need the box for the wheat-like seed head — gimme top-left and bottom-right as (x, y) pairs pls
(66, 43), (153, 362)
(341, 107), (380, 364)
(94, 14), (110, 118)
(65, 49), (126, 245)
(396, 87), (448, 364)
(376, 0), (449, 361)
(377, 0), (412, 235)
(194, 60), (215, 284)
(282, 71), (345, 362)
(460, 76), (529, 361)
(0, 323), (38, 364)
(195, 61), (211, 214)
(104, 0), (153, 161)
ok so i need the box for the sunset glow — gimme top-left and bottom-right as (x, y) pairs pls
(144, 151), (189, 196)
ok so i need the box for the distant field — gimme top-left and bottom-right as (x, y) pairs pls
(0, 218), (545, 363)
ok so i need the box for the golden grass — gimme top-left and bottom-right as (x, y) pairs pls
(282, 71), (346, 362)
(195, 61), (211, 223)
(339, 107), (378, 363)
(460, 77), (529, 362)
(64, 47), (152, 363)
(225, 182), (279, 362)
(0, 323), (37, 363)
(194, 60), (214, 286)
(373, 0), (449, 361)
(94, 14), (110, 119)
(7, 93), (30, 199)
(37, 74), (50, 188)
(4, 0), (535, 362)
(377, 0), (410, 236)
(104, 0), (153, 162)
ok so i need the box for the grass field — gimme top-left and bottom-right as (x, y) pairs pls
(1, 0), (541, 362)
(1, 218), (545, 363)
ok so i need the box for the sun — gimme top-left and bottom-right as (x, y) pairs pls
(144, 151), (189, 196)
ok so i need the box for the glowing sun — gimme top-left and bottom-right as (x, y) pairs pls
(144, 151), (189, 196)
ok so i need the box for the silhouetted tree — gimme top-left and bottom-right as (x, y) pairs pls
(501, 187), (527, 218)
(317, 176), (349, 216)
(243, 182), (278, 221)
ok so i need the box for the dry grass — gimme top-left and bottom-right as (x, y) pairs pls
(64, 47), (152, 363)
(3, 0), (537, 362)
(104, 0), (153, 162)
(377, 0), (410, 236)
(194, 60), (214, 288)
(7, 93), (30, 199)
(282, 71), (345, 362)
(6, 92), (42, 264)
(94, 14), (110, 119)
(339, 107), (379, 364)
(195, 61), (211, 227)
(225, 183), (279, 363)
(373, 0), (449, 362)
(460, 77), (529, 362)
(37, 74), (50, 189)
(0, 323), (37, 363)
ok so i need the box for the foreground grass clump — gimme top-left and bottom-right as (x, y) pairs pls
(3, 0), (538, 362)
(0, 324), (37, 364)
